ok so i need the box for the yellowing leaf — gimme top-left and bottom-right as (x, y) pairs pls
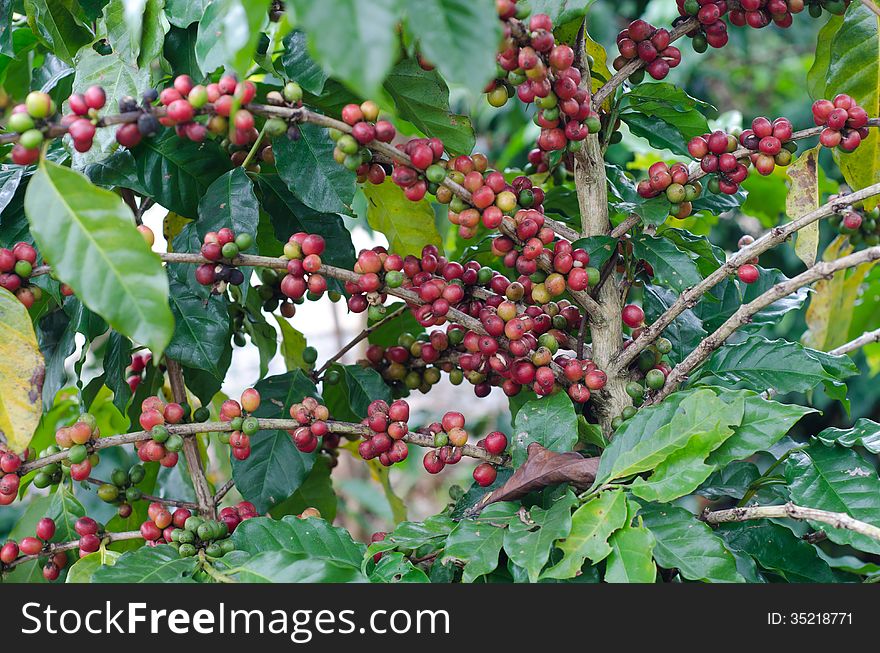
(786, 145), (820, 267)
(363, 180), (443, 258)
(803, 236), (877, 351)
(0, 288), (44, 453)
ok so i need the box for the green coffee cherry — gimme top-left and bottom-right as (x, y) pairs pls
(111, 469), (129, 487)
(129, 464), (146, 484)
(151, 425), (169, 443)
(283, 81), (303, 103)
(645, 368), (666, 390)
(302, 346), (318, 364)
(68, 444), (89, 464)
(125, 487), (142, 502)
(97, 483), (119, 502)
(242, 416), (259, 436)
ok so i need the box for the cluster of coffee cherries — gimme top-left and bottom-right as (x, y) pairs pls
(217, 388), (261, 460)
(738, 116), (797, 175)
(492, 227), (599, 295)
(219, 500), (260, 533)
(615, 20), (682, 81)
(364, 332), (451, 395)
(729, 0), (803, 28)
(74, 516), (106, 558)
(125, 350), (152, 392)
(450, 169), (549, 240)
(279, 232), (327, 301)
(490, 9), (601, 165)
(805, 0), (850, 15)
(53, 412), (102, 481)
(812, 95), (869, 153)
(636, 162), (701, 219)
(387, 136), (450, 204)
(0, 444), (26, 506)
(0, 241), (43, 308)
(830, 204), (880, 247)
(359, 399), (410, 467)
(345, 247), (401, 316)
(6, 91), (60, 164)
(687, 130), (749, 194)
(331, 101), (396, 175)
(95, 463), (148, 517)
(195, 228), (253, 292)
(287, 396), (331, 454)
(0, 518), (68, 580)
(135, 396), (187, 467)
(676, 0), (729, 52)
(264, 81), (306, 142)
(144, 505), (237, 559)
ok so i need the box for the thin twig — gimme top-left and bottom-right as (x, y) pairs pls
(0, 531), (143, 571)
(314, 304), (406, 379)
(612, 181), (880, 374)
(649, 245), (880, 402)
(830, 327), (880, 356)
(213, 479), (235, 504)
(702, 502), (880, 542)
(85, 477), (199, 510)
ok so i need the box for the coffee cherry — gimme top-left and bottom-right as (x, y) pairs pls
(0, 541), (19, 563)
(483, 431), (508, 455)
(622, 304), (645, 328)
(737, 263), (759, 284)
(35, 517), (56, 542)
(19, 536), (43, 556)
(473, 463), (497, 487)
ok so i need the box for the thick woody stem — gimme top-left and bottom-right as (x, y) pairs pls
(574, 133), (630, 432)
(829, 327), (880, 356)
(702, 502), (880, 542)
(611, 181), (880, 374)
(649, 245), (880, 402)
(165, 358), (216, 519)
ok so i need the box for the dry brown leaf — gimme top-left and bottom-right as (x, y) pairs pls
(468, 443), (599, 516)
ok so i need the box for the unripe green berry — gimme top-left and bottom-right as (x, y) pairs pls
(97, 483), (119, 502)
(302, 346), (318, 364)
(283, 82), (303, 103)
(234, 233), (253, 251)
(645, 368), (666, 390)
(68, 444), (88, 464)
(221, 242), (239, 259)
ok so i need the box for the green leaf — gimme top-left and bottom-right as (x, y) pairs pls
(269, 456), (337, 522)
(503, 491), (576, 583)
(511, 391), (578, 467)
(629, 392), (743, 503)
(69, 49), (151, 166)
(231, 371), (318, 512)
(234, 550), (366, 582)
(0, 288), (43, 453)
(530, 0), (595, 24)
(196, 168), (260, 248)
(232, 515), (365, 567)
(369, 551), (430, 583)
(718, 521), (838, 583)
(817, 418), (880, 453)
(86, 131), (233, 219)
(102, 330), (132, 414)
(289, 0), (399, 99)
(785, 442), (880, 554)
(0, 0), (14, 56)
(25, 160), (173, 358)
(639, 503), (744, 583)
(93, 545), (200, 582)
(363, 178), (443, 257)
(630, 233), (702, 293)
(195, 0), (270, 76)
(66, 548), (122, 583)
(444, 510), (512, 583)
(272, 123), (356, 214)
(824, 6), (880, 208)
(166, 278), (231, 379)
(643, 284), (706, 365)
(604, 524), (656, 583)
(24, 0), (93, 64)
(323, 364), (391, 423)
(279, 30), (328, 95)
(402, 0), (499, 97)
(163, 24), (202, 80)
(383, 58), (476, 155)
(102, 0), (167, 68)
(697, 461), (761, 501)
(275, 315), (309, 373)
(595, 389), (740, 489)
(707, 390), (815, 467)
(164, 0), (210, 26)
(542, 489), (628, 579)
(807, 14), (843, 98)
(570, 235), (616, 270)
(621, 82), (712, 156)
(366, 514), (456, 556)
(699, 335), (858, 396)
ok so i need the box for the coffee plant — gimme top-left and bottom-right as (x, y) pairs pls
(0, 0), (879, 585)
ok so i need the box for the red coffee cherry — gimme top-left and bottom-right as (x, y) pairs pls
(737, 264), (760, 284)
(36, 517), (56, 542)
(622, 304), (645, 328)
(473, 463), (497, 487)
